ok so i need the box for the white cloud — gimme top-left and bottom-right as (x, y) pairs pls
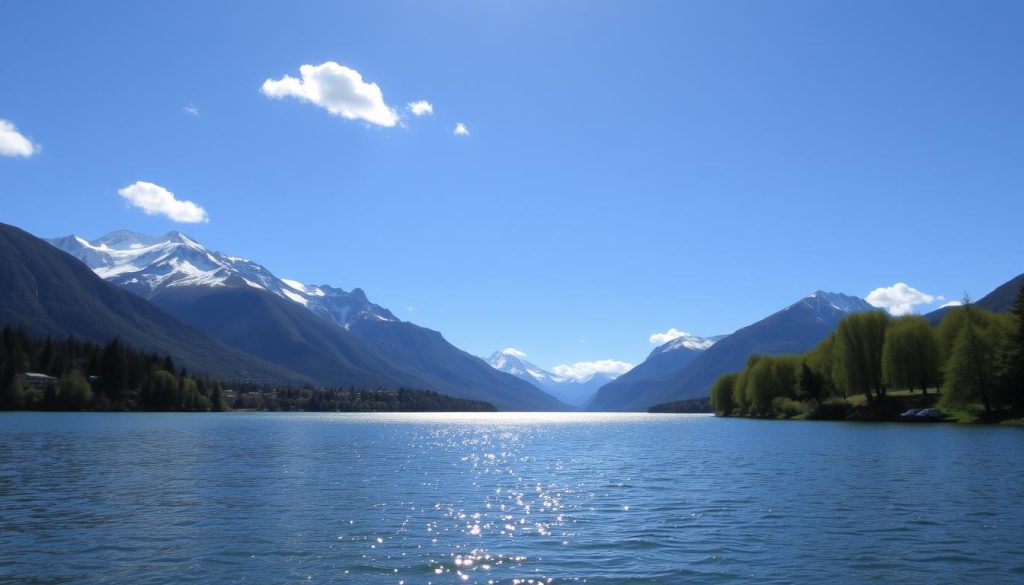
(407, 100), (433, 116)
(940, 300), (963, 308)
(649, 328), (692, 345)
(454, 122), (470, 136)
(184, 105), (200, 116)
(501, 347), (527, 358)
(551, 359), (634, 381)
(118, 181), (210, 223)
(866, 282), (936, 316)
(261, 61), (399, 127)
(0, 119), (39, 157)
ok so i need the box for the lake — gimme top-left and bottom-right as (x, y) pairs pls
(1, 413), (1022, 584)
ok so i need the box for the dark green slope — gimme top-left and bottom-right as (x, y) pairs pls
(350, 319), (568, 411)
(925, 273), (1024, 324)
(0, 222), (306, 383)
(150, 286), (435, 390)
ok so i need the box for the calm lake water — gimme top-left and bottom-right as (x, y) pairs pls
(1, 413), (1022, 584)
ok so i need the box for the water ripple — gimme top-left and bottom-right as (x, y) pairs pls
(1, 412), (1022, 584)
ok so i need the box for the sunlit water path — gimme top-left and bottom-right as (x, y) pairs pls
(1, 412), (1022, 584)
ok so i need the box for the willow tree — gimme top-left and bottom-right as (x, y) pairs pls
(710, 372), (737, 415)
(56, 370), (93, 410)
(805, 334), (839, 398)
(746, 356), (799, 415)
(882, 316), (940, 393)
(731, 354), (762, 415)
(834, 311), (889, 401)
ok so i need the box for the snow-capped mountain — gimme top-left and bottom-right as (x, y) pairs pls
(49, 230), (396, 328)
(487, 350), (615, 407)
(488, 351), (569, 386)
(48, 229), (567, 411)
(650, 333), (726, 356)
(792, 291), (874, 320)
(583, 332), (724, 410)
(588, 290), (875, 411)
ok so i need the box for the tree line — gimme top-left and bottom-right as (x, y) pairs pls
(710, 287), (1024, 421)
(0, 327), (498, 413)
(227, 384), (497, 412)
(0, 327), (229, 411)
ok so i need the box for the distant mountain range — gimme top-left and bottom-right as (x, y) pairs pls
(587, 292), (875, 411)
(584, 333), (726, 410)
(44, 228), (565, 411)
(487, 350), (616, 407)
(5, 221), (1018, 412)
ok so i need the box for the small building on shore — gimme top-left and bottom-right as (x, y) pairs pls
(18, 372), (57, 391)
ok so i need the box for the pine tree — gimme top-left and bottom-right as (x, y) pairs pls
(998, 285), (1024, 410)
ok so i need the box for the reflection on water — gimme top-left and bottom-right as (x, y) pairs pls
(1, 412), (1022, 584)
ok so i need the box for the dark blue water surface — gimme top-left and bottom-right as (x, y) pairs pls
(1, 412), (1022, 584)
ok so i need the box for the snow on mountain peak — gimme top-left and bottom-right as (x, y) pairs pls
(800, 291), (874, 314)
(93, 230), (161, 250)
(658, 334), (719, 353)
(48, 230), (397, 327)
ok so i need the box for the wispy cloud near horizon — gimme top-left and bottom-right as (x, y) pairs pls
(649, 328), (692, 345)
(551, 359), (633, 380)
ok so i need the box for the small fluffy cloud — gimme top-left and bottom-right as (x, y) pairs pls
(501, 347), (527, 358)
(940, 300), (963, 308)
(552, 359), (634, 381)
(866, 283), (936, 316)
(407, 100), (433, 116)
(0, 119), (39, 157)
(453, 122), (470, 136)
(261, 61), (399, 127)
(649, 328), (692, 345)
(184, 105), (200, 116)
(118, 181), (209, 223)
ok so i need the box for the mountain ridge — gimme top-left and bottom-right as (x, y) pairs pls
(585, 332), (725, 410)
(487, 350), (615, 407)
(587, 291), (875, 411)
(49, 229), (565, 410)
(0, 222), (309, 384)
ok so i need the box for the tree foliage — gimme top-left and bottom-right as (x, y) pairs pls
(834, 311), (889, 401)
(708, 301), (1019, 420)
(0, 327), (496, 413)
(941, 300), (1012, 413)
(882, 316), (940, 393)
(997, 286), (1024, 409)
(710, 372), (736, 414)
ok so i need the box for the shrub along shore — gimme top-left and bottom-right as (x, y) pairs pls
(705, 288), (1024, 424)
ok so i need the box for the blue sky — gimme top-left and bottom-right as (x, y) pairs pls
(2, 1), (1023, 373)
